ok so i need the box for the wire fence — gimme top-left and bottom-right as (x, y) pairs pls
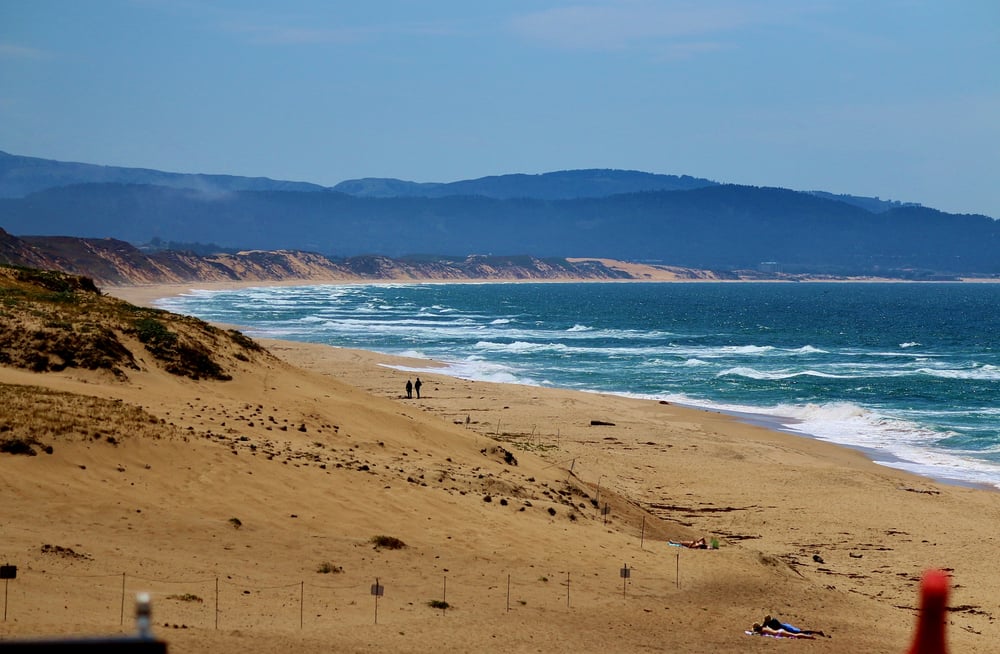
(1, 552), (701, 632)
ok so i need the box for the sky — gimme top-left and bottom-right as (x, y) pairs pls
(1, 0), (998, 217)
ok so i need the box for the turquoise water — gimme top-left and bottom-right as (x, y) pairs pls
(156, 282), (1000, 489)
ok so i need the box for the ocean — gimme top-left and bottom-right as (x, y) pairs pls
(155, 282), (1000, 490)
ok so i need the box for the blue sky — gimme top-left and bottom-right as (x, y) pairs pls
(1, 1), (998, 217)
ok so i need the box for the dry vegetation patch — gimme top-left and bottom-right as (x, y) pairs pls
(370, 535), (406, 550)
(0, 382), (180, 452)
(40, 544), (91, 560)
(0, 265), (266, 380)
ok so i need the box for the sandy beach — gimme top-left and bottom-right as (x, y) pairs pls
(1, 281), (998, 653)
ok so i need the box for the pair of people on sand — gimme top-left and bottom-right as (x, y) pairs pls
(405, 377), (422, 399)
(751, 615), (828, 639)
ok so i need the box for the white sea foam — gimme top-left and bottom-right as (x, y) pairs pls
(762, 404), (1000, 488)
(567, 324), (593, 332)
(718, 345), (775, 355)
(622, 396), (1000, 489)
(474, 340), (570, 354)
(900, 342), (921, 348)
(397, 349), (431, 360)
(383, 357), (540, 386)
(915, 365), (1000, 381)
(790, 345), (828, 354)
(717, 367), (856, 380)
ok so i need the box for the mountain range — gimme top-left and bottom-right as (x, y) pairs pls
(1, 150), (997, 277)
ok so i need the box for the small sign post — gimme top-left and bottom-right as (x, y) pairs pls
(676, 552), (680, 589)
(620, 563), (630, 599)
(1, 564), (16, 621)
(370, 578), (384, 624)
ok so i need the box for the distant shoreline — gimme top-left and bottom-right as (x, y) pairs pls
(104, 274), (1000, 307)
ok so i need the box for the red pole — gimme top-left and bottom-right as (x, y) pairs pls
(907, 569), (949, 654)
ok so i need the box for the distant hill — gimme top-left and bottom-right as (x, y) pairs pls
(332, 169), (718, 199)
(1, 151), (717, 201)
(0, 151), (997, 278)
(0, 150), (326, 198)
(807, 190), (921, 214)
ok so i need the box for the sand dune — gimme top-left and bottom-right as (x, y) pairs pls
(0, 281), (998, 652)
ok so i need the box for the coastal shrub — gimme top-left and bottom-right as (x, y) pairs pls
(480, 445), (518, 466)
(428, 600), (450, 610)
(228, 517), (242, 529)
(28, 353), (49, 372)
(44, 320), (73, 331)
(0, 436), (52, 456)
(41, 544), (90, 559)
(371, 535), (406, 550)
(166, 594), (203, 603)
(227, 329), (263, 352)
(134, 317), (176, 347)
(132, 316), (231, 380)
(1, 437), (38, 455)
(10, 267), (100, 295)
(316, 562), (343, 574)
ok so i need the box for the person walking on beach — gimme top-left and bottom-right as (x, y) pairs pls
(405, 379), (413, 399)
(414, 377), (422, 399)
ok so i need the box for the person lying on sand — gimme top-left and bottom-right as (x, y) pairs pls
(669, 538), (708, 549)
(761, 615), (828, 638)
(750, 623), (816, 639)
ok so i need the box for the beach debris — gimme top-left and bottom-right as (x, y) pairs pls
(901, 486), (940, 495)
(590, 420), (616, 426)
(812, 554), (825, 564)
